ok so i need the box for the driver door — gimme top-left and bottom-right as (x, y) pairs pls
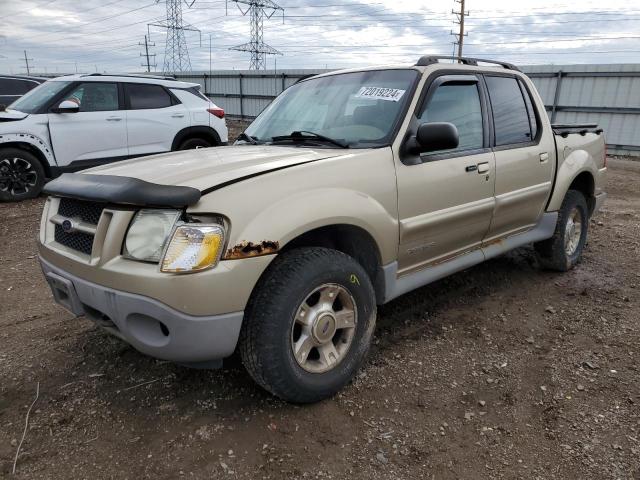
(48, 82), (128, 168)
(395, 74), (496, 274)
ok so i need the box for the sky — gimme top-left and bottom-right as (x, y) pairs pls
(0, 0), (639, 75)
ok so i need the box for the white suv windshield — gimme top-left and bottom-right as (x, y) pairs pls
(9, 81), (72, 114)
(244, 69), (419, 148)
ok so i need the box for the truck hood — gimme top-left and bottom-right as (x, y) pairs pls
(0, 109), (29, 122)
(87, 145), (358, 192)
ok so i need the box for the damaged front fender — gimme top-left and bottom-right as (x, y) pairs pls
(224, 240), (279, 260)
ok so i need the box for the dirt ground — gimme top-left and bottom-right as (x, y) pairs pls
(1, 158), (639, 479)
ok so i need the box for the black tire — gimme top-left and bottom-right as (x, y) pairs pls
(0, 148), (45, 202)
(179, 137), (212, 150)
(239, 247), (377, 403)
(534, 189), (589, 272)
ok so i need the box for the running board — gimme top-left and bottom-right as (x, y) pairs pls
(381, 212), (558, 303)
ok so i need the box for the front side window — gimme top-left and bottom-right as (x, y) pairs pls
(63, 82), (119, 112)
(485, 76), (532, 146)
(418, 81), (484, 154)
(127, 84), (173, 109)
(244, 69), (419, 148)
(8, 80), (71, 114)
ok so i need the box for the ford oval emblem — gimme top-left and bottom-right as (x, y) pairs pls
(61, 219), (74, 233)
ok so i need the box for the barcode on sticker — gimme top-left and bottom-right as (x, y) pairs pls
(355, 86), (406, 102)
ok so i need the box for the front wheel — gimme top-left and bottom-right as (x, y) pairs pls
(535, 189), (589, 271)
(179, 137), (212, 150)
(0, 148), (45, 202)
(239, 247), (376, 403)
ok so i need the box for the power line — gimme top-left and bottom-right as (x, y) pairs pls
(0, 0), (57, 21)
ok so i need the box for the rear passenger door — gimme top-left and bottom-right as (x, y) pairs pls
(396, 74), (495, 273)
(483, 75), (555, 241)
(124, 83), (189, 156)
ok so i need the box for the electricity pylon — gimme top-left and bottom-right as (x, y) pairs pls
(228, 0), (284, 70)
(150, 0), (200, 74)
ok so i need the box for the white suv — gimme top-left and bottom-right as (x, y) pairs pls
(0, 74), (228, 201)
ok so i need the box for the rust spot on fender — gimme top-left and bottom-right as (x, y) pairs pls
(224, 240), (279, 260)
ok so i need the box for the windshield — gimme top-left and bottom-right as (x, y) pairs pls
(8, 81), (71, 114)
(244, 69), (419, 148)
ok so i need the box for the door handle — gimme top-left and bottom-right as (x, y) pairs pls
(106, 116), (122, 121)
(465, 165), (478, 172)
(477, 162), (490, 174)
(539, 152), (549, 162)
(171, 113), (185, 118)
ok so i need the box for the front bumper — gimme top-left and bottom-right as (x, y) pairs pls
(40, 256), (244, 363)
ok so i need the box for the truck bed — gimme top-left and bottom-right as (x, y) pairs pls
(552, 123), (604, 138)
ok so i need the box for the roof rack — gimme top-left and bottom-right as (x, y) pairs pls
(415, 56), (521, 72)
(80, 73), (178, 81)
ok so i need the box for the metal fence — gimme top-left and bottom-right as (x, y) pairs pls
(522, 64), (640, 156)
(174, 69), (328, 120)
(175, 64), (640, 156)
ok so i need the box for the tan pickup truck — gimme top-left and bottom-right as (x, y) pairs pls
(38, 56), (607, 403)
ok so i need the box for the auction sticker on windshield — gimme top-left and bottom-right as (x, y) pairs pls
(355, 86), (406, 102)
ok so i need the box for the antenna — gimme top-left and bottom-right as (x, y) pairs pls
(149, 0), (201, 74)
(227, 0), (284, 70)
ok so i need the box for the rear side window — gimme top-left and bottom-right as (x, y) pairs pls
(485, 76), (532, 146)
(0, 78), (37, 95)
(127, 84), (173, 109)
(418, 82), (484, 153)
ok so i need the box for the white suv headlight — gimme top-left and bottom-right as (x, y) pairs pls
(124, 209), (181, 262)
(161, 224), (225, 273)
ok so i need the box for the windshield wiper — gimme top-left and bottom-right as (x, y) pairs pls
(236, 132), (258, 145)
(271, 130), (349, 149)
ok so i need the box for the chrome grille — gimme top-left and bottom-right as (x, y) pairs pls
(54, 225), (95, 255)
(52, 198), (105, 255)
(58, 198), (104, 225)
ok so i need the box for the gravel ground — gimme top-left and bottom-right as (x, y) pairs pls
(0, 158), (638, 479)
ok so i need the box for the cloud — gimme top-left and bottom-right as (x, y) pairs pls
(0, 0), (638, 74)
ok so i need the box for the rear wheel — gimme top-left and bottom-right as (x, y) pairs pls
(239, 247), (376, 403)
(179, 137), (212, 150)
(535, 189), (589, 271)
(0, 148), (45, 202)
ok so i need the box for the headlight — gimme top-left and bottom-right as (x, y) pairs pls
(160, 224), (225, 273)
(124, 209), (181, 262)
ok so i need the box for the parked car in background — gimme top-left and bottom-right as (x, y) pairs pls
(0, 74), (227, 201)
(38, 56), (606, 403)
(0, 74), (47, 109)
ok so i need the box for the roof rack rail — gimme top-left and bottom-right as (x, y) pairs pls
(415, 55), (521, 72)
(80, 73), (178, 81)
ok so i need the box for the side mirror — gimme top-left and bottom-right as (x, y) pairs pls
(413, 122), (459, 153)
(52, 100), (79, 113)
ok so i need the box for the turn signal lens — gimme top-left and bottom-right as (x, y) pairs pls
(161, 224), (225, 273)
